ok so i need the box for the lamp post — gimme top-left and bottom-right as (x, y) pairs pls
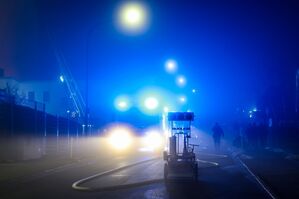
(84, 1), (149, 134)
(85, 28), (93, 136)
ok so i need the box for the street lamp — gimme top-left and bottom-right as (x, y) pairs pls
(116, 1), (149, 35)
(84, 2), (149, 134)
(165, 59), (177, 73)
(144, 97), (159, 110)
(176, 75), (186, 87)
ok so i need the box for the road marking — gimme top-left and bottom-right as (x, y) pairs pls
(111, 174), (128, 177)
(196, 159), (219, 166)
(44, 162), (77, 173)
(237, 157), (277, 199)
(72, 157), (162, 192)
(197, 153), (228, 158)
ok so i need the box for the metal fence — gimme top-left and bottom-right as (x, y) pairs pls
(0, 90), (84, 137)
(0, 91), (90, 161)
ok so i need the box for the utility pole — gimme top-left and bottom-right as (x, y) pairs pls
(296, 69), (299, 117)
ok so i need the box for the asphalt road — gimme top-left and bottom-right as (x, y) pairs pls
(0, 149), (156, 199)
(0, 146), (271, 199)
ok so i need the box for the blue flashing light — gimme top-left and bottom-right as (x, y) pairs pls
(137, 87), (176, 115)
(179, 96), (186, 103)
(118, 101), (128, 108)
(114, 95), (131, 112)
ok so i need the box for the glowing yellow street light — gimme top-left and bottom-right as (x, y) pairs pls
(116, 1), (149, 34)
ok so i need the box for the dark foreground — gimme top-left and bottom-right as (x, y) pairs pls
(0, 143), (278, 199)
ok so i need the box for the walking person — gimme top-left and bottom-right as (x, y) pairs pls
(212, 122), (224, 151)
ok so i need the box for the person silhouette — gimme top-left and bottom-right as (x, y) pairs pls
(212, 122), (224, 151)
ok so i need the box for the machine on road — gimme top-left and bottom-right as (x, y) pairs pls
(163, 112), (198, 183)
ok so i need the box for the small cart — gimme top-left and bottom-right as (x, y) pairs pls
(163, 112), (198, 183)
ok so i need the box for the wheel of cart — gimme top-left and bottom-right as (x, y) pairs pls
(193, 162), (198, 181)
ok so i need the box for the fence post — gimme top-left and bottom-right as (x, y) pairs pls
(9, 96), (15, 137)
(43, 104), (47, 137)
(70, 136), (73, 159)
(43, 104), (47, 156)
(67, 113), (70, 144)
(34, 101), (37, 136)
(68, 116), (70, 138)
(76, 117), (79, 139)
(9, 96), (14, 137)
(56, 115), (59, 153)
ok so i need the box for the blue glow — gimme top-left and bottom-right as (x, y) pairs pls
(118, 101), (127, 108)
(137, 87), (174, 115)
(179, 96), (186, 103)
(176, 75), (186, 87)
(59, 75), (64, 83)
(163, 106), (169, 113)
(11, 1), (295, 126)
(165, 59), (178, 73)
(114, 95), (131, 111)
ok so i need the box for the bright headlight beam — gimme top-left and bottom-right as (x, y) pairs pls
(143, 131), (163, 149)
(108, 127), (133, 150)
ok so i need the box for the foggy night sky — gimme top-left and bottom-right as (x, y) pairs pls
(0, 0), (299, 119)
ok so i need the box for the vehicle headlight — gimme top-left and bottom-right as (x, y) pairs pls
(108, 127), (133, 150)
(143, 131), (164, 150)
